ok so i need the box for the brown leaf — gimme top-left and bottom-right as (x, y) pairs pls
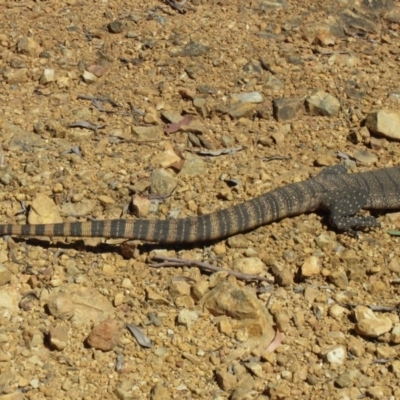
(87, 64), (107, 77)
(264, 329), (283, 353)
(170, 159), (185, 172)
(165, 114), (193, 134)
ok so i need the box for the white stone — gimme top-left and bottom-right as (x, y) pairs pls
(356, 317), (393, 337)
(301, 256), (321, 277)
(321, 344), (346, 365)
(39, 68), (54, 84)
(365, 110), (400, 140)
(82, 70), (97, 84)
(232, 257), (265, 275)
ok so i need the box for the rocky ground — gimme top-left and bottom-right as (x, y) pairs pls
(1, 0), (400, 399)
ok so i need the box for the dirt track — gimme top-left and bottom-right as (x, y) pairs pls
(1, 0), (400, 399)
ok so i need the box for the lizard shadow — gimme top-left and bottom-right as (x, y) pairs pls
(16, 237), (217, 257)
(14, 237), (119, 255)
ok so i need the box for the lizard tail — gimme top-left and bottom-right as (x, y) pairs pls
(0, 181), (321, 243)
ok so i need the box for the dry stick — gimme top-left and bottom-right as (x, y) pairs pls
(165, 0), (187, 13)
(149, 255), (273, 283)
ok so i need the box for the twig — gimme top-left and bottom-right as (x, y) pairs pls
(339, 302), (400, 316)
(77, 94), (120, 107)
(149, 255), (273, 283)
(165, 0), (187, 13)
(259, 57), (277, 75)
(261, 155), (291, 162)
(68, 121), (105, 134)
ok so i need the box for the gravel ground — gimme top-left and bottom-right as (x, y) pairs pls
(1, 0), (400, 399)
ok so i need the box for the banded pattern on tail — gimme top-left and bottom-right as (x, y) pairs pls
(0, 165), (400, 243)
(0, 179), (323, 243)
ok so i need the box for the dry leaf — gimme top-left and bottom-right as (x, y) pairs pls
(165, 114), (193, 134)
(126, 324), (152, 348)
(264, 329), (283, 353)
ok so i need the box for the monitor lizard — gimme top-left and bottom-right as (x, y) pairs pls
(0, 164), (399, 243)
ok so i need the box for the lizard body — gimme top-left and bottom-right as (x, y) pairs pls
(0, 164), (399, 243)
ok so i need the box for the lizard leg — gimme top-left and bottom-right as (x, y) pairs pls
(322, 189), (380, 231)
